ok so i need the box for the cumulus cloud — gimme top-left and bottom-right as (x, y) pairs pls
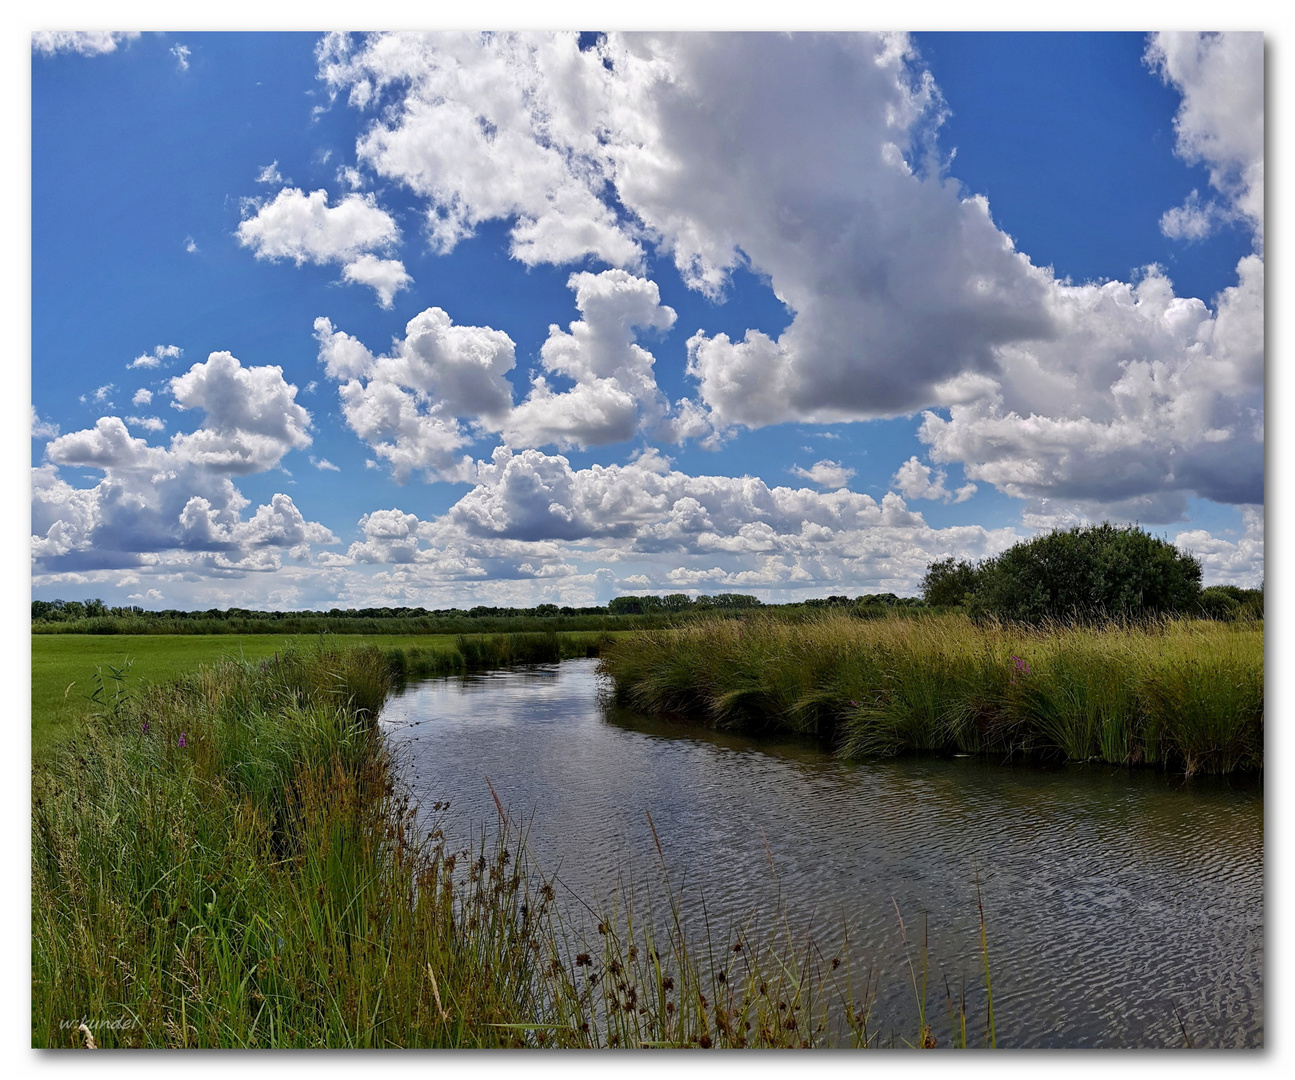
(314, 308), (514, 483)
(319, 31), (1054, 433)
(184, 236), (198, 254)
(32, 31), (139, 56)
(339, 253), (412, 308)
(132, 388), (153, 406)
(237, 187), (398, 264)
(236, 187), (410, 305)
(171, 44), (190, 72)
(33, 352), (334, 577)
(1159, 189), (1224, 242)
(918, 258), (1263, 521)
(1146, 32), (1264, 245)
(306, 31), (1262, 534)
(891, 456), (976, 503)
(316, 31), (644, 269)
(790, 460), (856, 490)
(309, 455), (340, 471)
(130, 344), (182, 369)
(504, 269), (687, 450)
(1174, 506), (1264, 588)
(308, 446), (1019, 602)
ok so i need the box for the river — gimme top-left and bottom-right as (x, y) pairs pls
(378, 658), (1263, 1048)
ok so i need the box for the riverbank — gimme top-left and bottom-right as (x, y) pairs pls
(598, 614), (1264, 775)
(32, 642), (919, 1048)
(31, 631), (618, 763)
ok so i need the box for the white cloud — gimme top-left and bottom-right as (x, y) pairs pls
(1174, 506), (1264, 588)
(504, 269), (686, 450)
(1159, 189), (1225, 242)
(917, 258), (1263, 521)
(303, 446), (1018, 603)
(32, 31), (139, 56)
(1146, 32), (1264, 244)
(34, 353), (334, 578)
(316, 307), (514, 483)
(31, 408), (59, 440)
(184, 236), (198, 254)
(256, 161), (285, 185)
(171, 44), (191, 72)
(891, 456), (975, 503)
(129, 344), (183, 369)
(320, 32), (1055, 433)
(317, 31), (644, 269)
(169, 351), (312, 474)
(126, 416), (166, 432)
(132, 388), (153, 406)
(340, 253), (412, 308)
(81, 383), (116, 407)
(309, 455), (340, 471)
(236, 187), (409, 305)
(308, 32), (1262, 532)
(790, 460), (856, 490)
(237, 187), (399, 265)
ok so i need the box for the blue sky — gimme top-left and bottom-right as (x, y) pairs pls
(28, 29), (1265, 610)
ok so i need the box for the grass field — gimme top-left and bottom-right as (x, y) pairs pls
(31, 631), (625, 764)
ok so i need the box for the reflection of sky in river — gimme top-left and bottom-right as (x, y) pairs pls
(380, 660), (1262, 1048)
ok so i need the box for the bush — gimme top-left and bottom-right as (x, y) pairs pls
(966, 523), (1202, 625)
(920, 558), (982, 607)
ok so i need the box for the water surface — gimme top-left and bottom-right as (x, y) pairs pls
(379, 659), (1262, 1048)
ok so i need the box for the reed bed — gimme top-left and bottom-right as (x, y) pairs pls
(381, 630), (609, 681)
(598, 613), (1264, 775)
(33, 640), (982, 1048)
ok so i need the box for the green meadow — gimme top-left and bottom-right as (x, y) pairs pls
(31, 631), (624, 764)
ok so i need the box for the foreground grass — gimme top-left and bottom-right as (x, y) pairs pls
(599, 613), (1264, 775)
(36, 641), (960, 1048)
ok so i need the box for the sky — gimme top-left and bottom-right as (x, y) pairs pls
(27, 27), (1267, 611)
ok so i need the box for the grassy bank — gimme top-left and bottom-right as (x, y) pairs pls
(599, 614), (1264, 776)
(32, 631), (620, 764)
(36, 641), (969, 1048)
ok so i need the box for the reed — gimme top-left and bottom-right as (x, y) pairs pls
(598, 613), (1263, 775)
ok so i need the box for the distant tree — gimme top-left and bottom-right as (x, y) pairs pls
(920, 558), (981, 607)
(663, 593), (693, 611)
(709, 593), (761, 609)
(1197, 585), (1264, 621)
(967, 523), (1202, 624)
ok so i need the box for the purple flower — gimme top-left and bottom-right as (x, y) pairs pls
(1012, 655), (1031, 675)
(178, 732), (187, 749)
(141, 721), (150, 735)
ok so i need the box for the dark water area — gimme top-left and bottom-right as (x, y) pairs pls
(378, 659), (1263, 1048)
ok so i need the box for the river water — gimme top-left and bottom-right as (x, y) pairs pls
(378, 658), (1263, 1048)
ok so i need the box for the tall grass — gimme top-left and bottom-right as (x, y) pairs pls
(381, 630), (608, 681)
(33, 640), (982, 1048)
(599, 614), (1263, 775)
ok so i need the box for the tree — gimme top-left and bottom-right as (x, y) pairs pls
(920, 558), (981, 607)
(967, 523), (1202, 624)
